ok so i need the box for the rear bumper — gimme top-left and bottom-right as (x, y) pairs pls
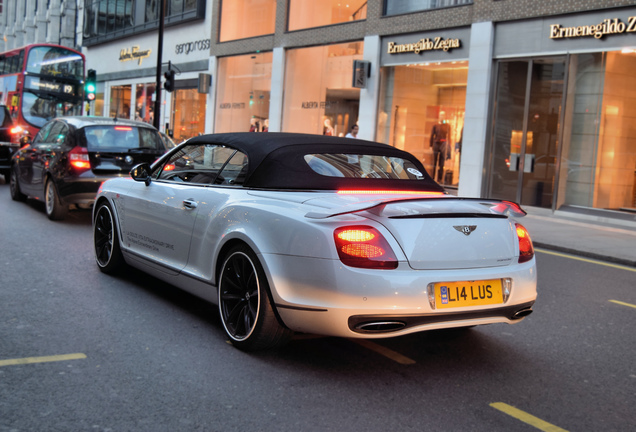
(0, 142), (19, 174)
(260, 253), (538, 338)
(57, 175), (125, 205)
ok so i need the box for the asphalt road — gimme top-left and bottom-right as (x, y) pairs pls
(1, 183), (635, 432)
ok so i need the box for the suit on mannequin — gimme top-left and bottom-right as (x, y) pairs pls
(430, 111), (451, 183)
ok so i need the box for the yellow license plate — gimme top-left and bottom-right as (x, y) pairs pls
(435, 279), (503, 309)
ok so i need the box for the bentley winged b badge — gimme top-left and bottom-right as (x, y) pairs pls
(454, 225), (477, 236)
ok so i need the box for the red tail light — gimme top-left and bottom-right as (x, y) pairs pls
(334, 226), (398, 269)
(515, 223), (534, 263)
(69, 146), (91, 172)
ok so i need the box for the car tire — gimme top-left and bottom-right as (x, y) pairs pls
(9, 167), (26, 202)
(218, 245), (293, 351)
(93, 201), (125, 274)
(45, 179), (68, 220)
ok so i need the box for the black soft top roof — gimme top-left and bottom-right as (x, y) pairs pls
(185, 132), (444, 192)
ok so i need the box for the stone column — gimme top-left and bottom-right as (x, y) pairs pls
(46, 0), (62, 45)
(458, 21), (496, 198)
(13, 0), (27, 47)
(24, 0), (38, 44)
(35, 0), (49, 43)
(5, 0), (16, 49)
(59, 0), (77, 48)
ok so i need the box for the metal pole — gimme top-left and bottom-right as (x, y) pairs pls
(153, 0), (166, 130)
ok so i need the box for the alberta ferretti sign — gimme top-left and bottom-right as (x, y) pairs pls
(550, 17), (636, 39)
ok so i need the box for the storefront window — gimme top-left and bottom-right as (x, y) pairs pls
(92, 84), (105, 116)
(110, 85), (132, 119)
(384, 0), (472, 16)
(559, 51), (636, 212)
(215, 52), (272, 133)
(376, 62), (467, 186)
(171, 88), (207, 141)
(282, 42), (363, 137)
(135, 83), (156, 125)
(288, 0), (367, 31)
(219, 0), (276, 42)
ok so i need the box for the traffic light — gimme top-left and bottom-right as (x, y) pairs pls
(164, 69), (175, 92)
(85, 69), (97, 102)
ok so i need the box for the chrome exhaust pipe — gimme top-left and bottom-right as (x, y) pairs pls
(355, 321), (406, 332)
(512, 307), (533, 319)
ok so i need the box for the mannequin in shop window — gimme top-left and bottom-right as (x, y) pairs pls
(323, 118), (334, 136)
(430, 111), (451, 183)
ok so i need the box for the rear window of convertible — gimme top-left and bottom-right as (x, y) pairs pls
(304, 154), (426, 180)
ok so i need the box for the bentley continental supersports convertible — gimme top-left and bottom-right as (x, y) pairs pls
(93, 133), (537, 351)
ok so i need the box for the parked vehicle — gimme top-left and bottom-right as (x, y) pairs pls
(92, 132), (537, 351)
(10, 116), (170, 220)
(0, 105), (25, 183)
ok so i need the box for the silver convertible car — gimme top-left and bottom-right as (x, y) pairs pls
(93, 133), (537, 351)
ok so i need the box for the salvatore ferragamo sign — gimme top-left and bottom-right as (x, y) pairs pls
(550, 16), (636, 40)
(119, 46), (152, 65)
(387, 37), (461, 55)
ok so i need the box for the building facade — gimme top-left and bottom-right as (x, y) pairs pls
(0, 0), (80, 51)
(3, 0), (636, 220)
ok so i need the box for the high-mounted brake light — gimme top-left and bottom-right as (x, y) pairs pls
(69, 146), (91, 171)
(114, 126), (132, 131)
(334, 226), (398, 269)
(337, 190), (445, 196)
(490, 200), (527, 217)
(515, 223), (534, 263)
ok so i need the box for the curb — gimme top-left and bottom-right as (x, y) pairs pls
(534, 242), (636, 268)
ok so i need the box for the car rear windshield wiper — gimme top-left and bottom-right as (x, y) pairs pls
(127, 148), (157, 153)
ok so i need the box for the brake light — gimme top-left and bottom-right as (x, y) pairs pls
(69, 146), (91, 171)
(163, 164), (175, 171)
(114, 126), (132, 131)
(337, 190), (445, 195)
(9, 125), (23, 135)
(516, 223), (534, 263)
(334, 226), (398, 269)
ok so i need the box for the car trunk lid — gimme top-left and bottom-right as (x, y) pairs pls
(303, 194), (521, 270)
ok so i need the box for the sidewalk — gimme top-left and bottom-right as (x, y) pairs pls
(517, 206), (636, 267)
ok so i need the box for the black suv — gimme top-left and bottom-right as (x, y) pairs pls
(9, 116), (170, 220)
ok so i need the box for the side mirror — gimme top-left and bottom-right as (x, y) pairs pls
(130, 163), (152, 186)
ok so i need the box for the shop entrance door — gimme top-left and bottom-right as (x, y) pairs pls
(488, 57), (566, 208)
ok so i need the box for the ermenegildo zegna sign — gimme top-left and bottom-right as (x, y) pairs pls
(387, 37), (461, 54)
(381, 28), (470, 65)
(550, 17), (636, 39)
(495, 9), (636, 57)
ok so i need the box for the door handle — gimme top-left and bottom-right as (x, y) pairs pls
(183, 199), (198, 210)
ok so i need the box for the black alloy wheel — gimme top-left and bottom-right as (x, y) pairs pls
(9, 167), (25, 202)
(45, 179), (68, 220)
(94, 202), (124, 274)
(218, 245), (292, 351)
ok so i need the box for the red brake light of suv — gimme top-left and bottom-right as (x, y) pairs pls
(334, 226), (398, 269)
(9, 125), (24, 144)
(515, 223), (534, 263)
(69, 146), (91, 172)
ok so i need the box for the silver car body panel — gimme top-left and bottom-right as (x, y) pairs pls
(96, 180), (537, 339)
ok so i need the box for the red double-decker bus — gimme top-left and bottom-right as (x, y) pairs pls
(0, 43), (86, 139)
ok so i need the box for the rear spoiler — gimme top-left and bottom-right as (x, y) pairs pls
(304, 196), (527, 219)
